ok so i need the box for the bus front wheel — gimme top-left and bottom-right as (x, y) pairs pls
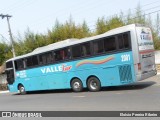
(87, 77), (101, 92)
(18, 85), (26, 95)
(71, 78), (83, 92)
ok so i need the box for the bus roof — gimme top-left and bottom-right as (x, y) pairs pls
(7, 24), (139, 62)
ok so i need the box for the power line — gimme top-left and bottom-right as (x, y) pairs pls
(113, 0), (160, 18)
(133, 9), (160, 19)
(29, 0), (160, 32)
(28, 0), (118, 30)
(140, 0), (160, 8)
(85, 1), (160, 26)
(2, 0), (159, 37)
(0, 14), (16, 57)
(2, 0), (35, 13)
(0, 34), (10, 43)
(88, 9), (160, 31)
(85, 2), (160, 29)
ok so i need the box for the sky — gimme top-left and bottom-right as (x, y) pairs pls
(0, 0), (160, 43)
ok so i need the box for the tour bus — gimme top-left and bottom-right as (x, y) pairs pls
(5, 24), (156, 94)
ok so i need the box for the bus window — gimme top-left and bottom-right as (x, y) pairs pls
(72, 45), (81, 58)
(93, 40), (104, 54)
(104, 37), (116, 52)
(54, 50), (62, 61)
(32, 56), (38, 66)
(26, 57), (32, 67)
(118, 33), (130, 49)
(81, 42), (91, 56)
(39, 54), (47, 65)
(55, 48), (70, 61)
(6, 61), (13, 68)
(46, 52), (53, 63)
(26, 56), (38, 68)
(123, 33), (129, 48)
(39, 52), (53, 65)
(118, 35), (124, 49)
(15, 59), (24, 70)
(67, 48), (71, 59)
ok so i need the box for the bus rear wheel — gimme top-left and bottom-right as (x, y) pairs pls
(18, 85), (26, 95)
(87, 77), (101, 92)
(71, 78), (83, 92)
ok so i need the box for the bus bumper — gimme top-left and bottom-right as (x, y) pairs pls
(136, 70), (157, 81)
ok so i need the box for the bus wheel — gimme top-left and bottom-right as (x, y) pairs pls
(71, 78), (83, 92)
(18, 85), (26, 95)
(87, 77), (101, 92)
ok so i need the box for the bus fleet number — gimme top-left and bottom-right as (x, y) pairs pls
(121, 54), (130, 62)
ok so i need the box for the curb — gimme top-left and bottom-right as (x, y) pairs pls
(0, 90), (9, 94)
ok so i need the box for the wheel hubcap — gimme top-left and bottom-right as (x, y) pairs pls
(90, 80), (97, 90)
(73, 82), (80, 89)
(20, 87), (25, 93)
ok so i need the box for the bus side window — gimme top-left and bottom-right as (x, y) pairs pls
(61, 51), (64, 60)
(67, 48), (71, 59)
(123, 33), (129, 48)
(26, 57), (33, 67)
(39, 52), (53, 65)
(55, 49), (66, 61)
(54, 50), (61, 61)
(93, 40), (104, 54)
(32, 56), (38, 66)
(26, 56), (38, 68)
(118, 34), (124, 49)
(15, 59), (24, 70)
(46, 52), (53, 63)
(118, 33), (130, 49)
(54, 48), (70, 61)
(81, 42), (91, 56)
(104, 36), (116, 52)
(39, 54), (46, 65)
(72, 45), (81, 58)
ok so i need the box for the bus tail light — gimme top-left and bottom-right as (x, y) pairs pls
(138, 63), (141, 71)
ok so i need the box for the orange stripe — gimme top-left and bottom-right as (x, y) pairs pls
(76, 56), (114, 67)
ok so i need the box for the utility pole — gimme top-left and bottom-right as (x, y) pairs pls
(0, 14), (16, 57)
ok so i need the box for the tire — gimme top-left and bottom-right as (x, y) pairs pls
(71, 78), (83, 92)
(18, 85), (26, 95)
(87, 77), (101, 92)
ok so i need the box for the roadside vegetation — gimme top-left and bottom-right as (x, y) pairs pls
(0, 5), (160, 65)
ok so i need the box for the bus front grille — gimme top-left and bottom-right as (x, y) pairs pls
(118, 65), (132, 83)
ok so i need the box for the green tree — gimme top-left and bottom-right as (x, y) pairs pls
(0, 42), (12, 65)
(96, 17), (107, 34)
(106, 16), (125, 30)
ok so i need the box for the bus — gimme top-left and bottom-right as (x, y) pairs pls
(5, 24), (157, 94)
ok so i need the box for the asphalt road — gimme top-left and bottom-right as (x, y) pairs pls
(0, 75), (160, 112)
